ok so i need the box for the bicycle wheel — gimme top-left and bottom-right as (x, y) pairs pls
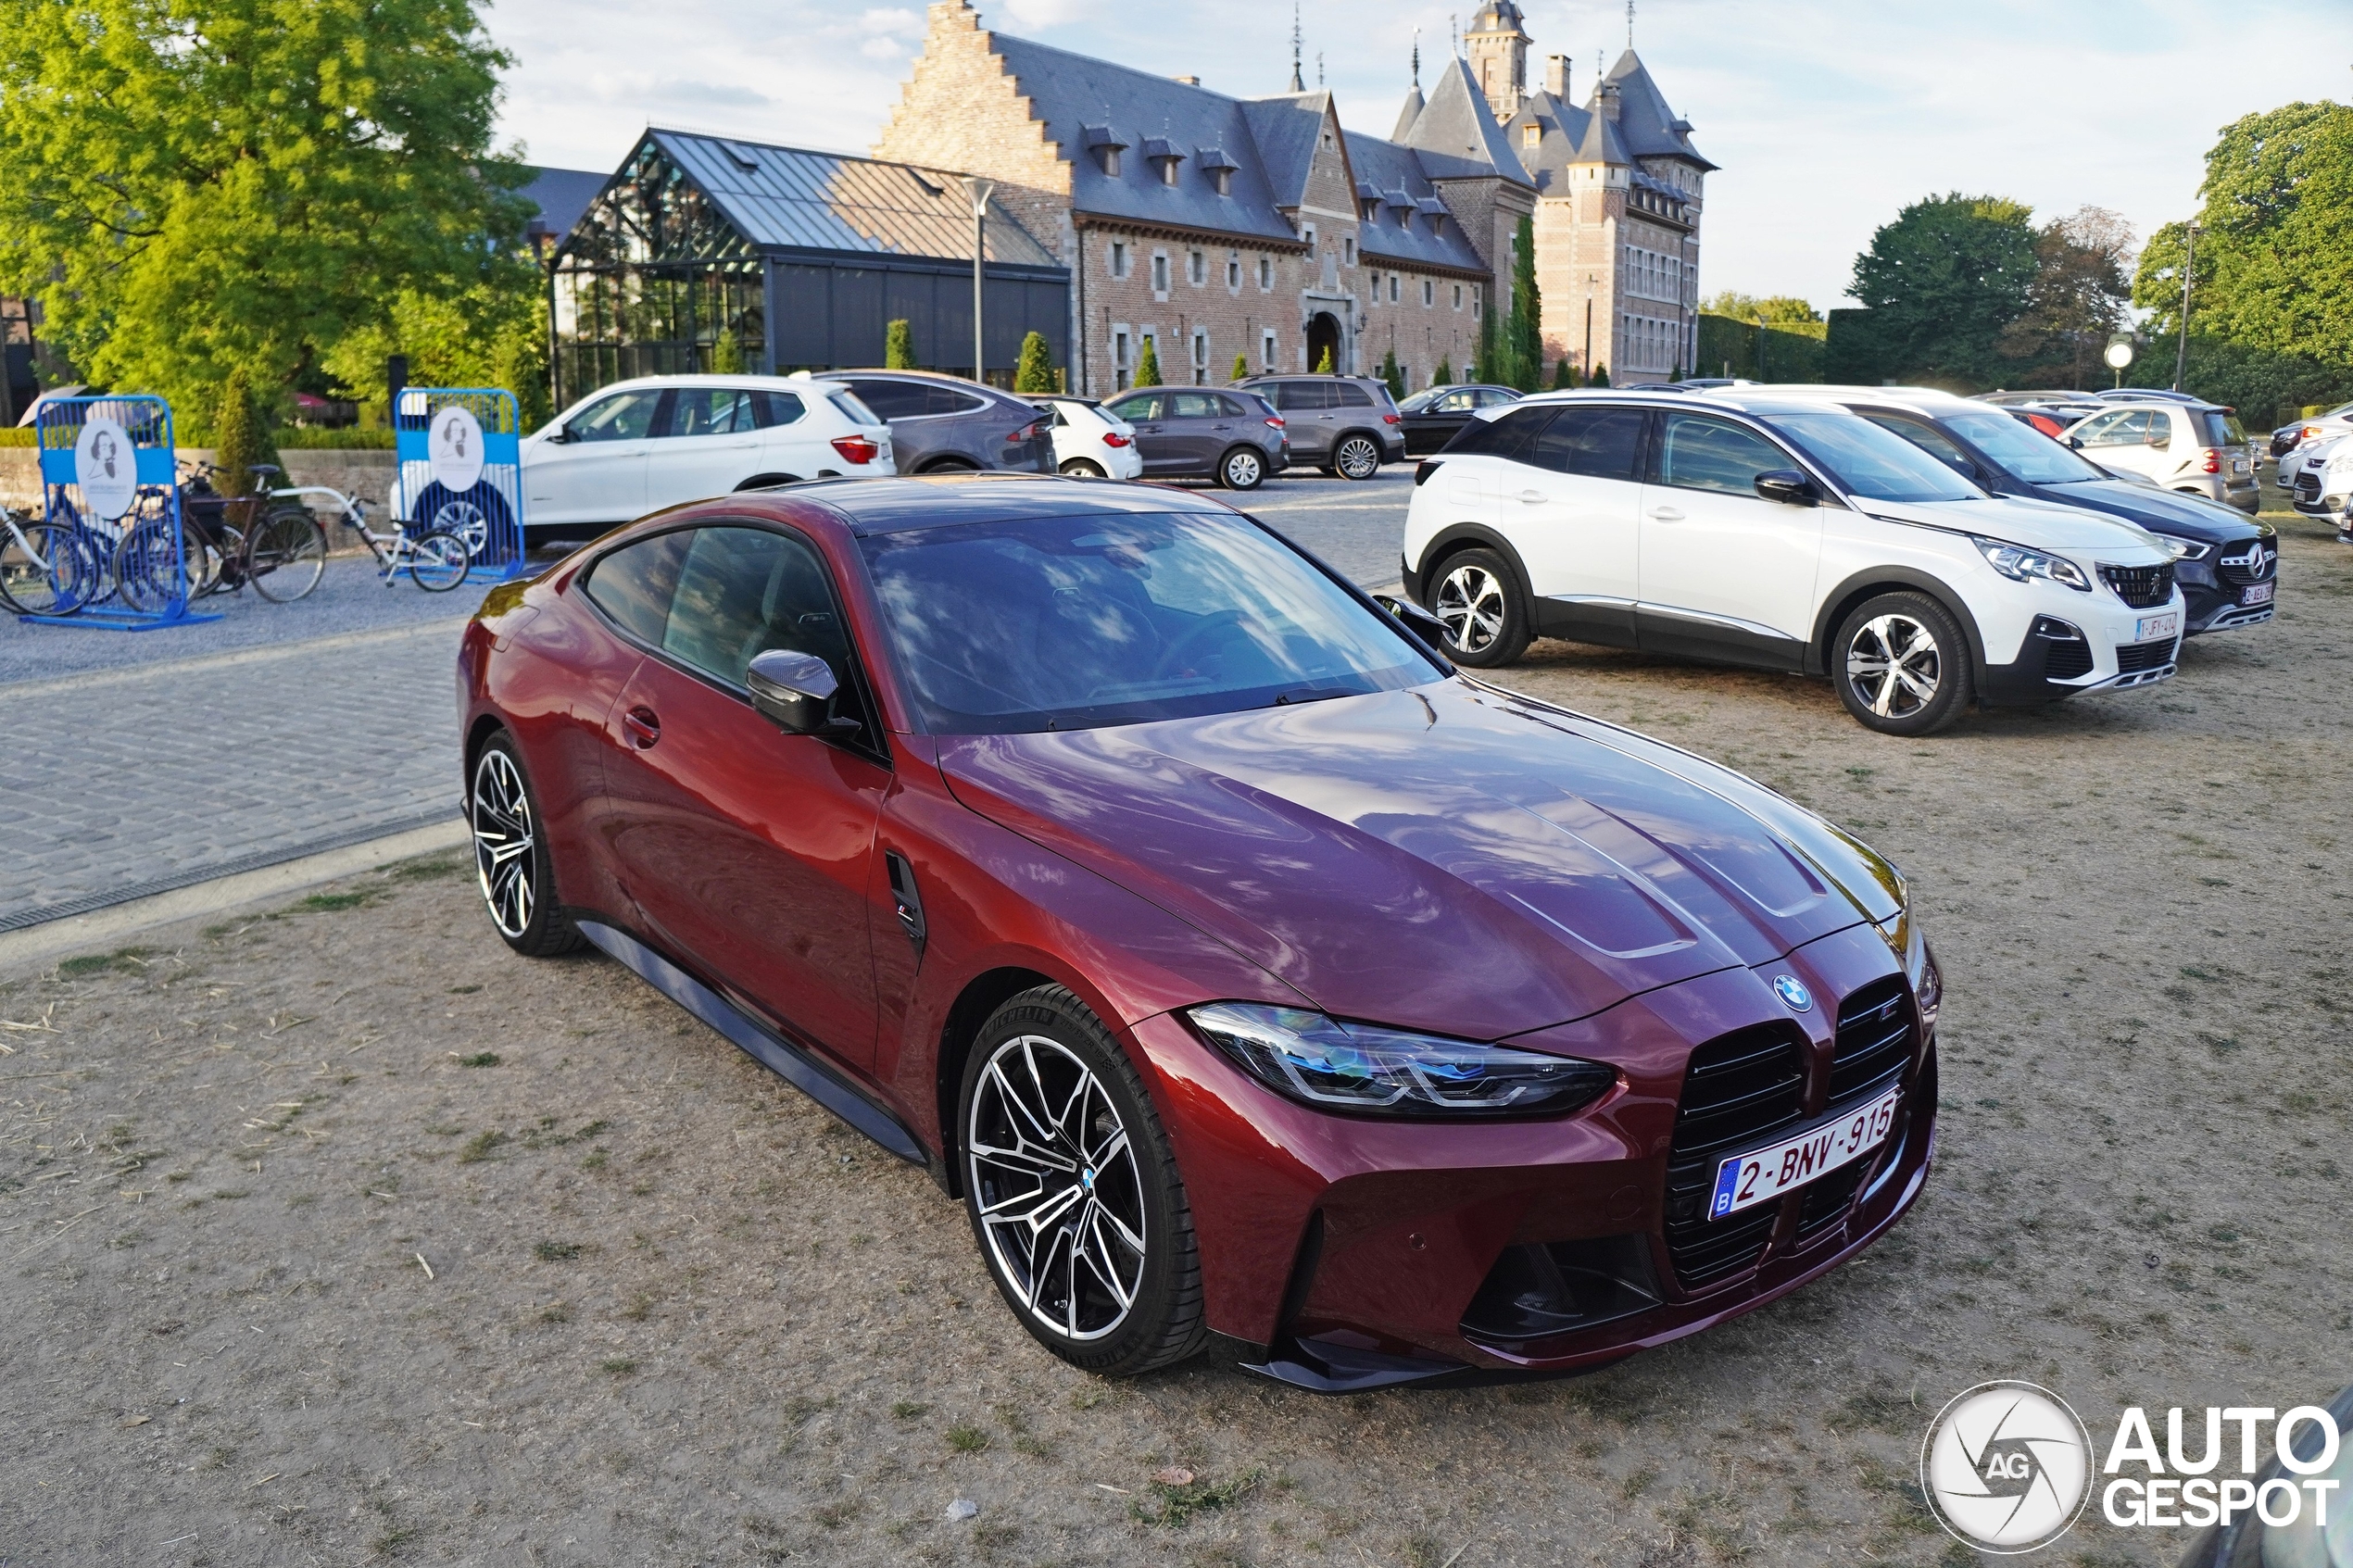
(0, 522), (101, 616)
(246, 508), (328, 602)
(113, 514), (205, 614)
(408, 529), (472, 593)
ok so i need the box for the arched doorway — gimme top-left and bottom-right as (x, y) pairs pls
(1305, 311), (1341, 374)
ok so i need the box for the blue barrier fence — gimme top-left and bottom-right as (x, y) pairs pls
(393, 387), (530, 583)
(21, 395), (220, 631)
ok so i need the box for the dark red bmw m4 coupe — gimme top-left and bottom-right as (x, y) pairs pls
(458, 474), (1939, 1389)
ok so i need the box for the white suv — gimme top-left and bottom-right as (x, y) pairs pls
(523, 375), (896, 538)
(1403, 388), (2185, 735)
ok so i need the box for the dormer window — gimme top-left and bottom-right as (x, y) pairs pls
(1082, 123), (1128, 178)
(1142, 137), (1184, 187)
(1198, 146), (1239, 198)
(1523, 123), (1540, 150)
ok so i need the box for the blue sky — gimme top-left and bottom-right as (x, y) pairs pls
(485, 0), (2353, 311)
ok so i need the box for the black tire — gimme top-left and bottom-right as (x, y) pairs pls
(1333, 433), (1382, 481)
(0, 521), (98, 615)
(1218, 445), (1266, 490)
(920, 457), (980, 474)
(735, 473), (801, 492)
(959, 985), (1207, 1377)
(1059, 458), (1107, 479)
(408, 529), (472, 593)
(1832, 590), (1973, 736)
(1423, 546), (1532, 666)
(470, 733), (585, 958)
(246, 508), (328, 602)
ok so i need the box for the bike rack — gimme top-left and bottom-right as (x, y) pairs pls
(21, 395), (220, 631)
(392, 387), (531, 583)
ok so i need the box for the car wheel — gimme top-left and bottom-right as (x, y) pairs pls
(1427, 547), (1531, 666)
(1833, 592), (1973, 736)
(470, 733), (585, 957)
(1060, 458), (1107, 478)
(1219, 446), (1266, 490)
(921, 458), (980, 474)
(959, 985), (1207, 1377)
(735, 473), (801, 492)
(1334, 434), (1382, 481)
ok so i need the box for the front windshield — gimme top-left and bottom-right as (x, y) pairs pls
(1770, 412), (1982, 503)
(1942, 408), (2108, 484)
(861, 509), (1444, 734)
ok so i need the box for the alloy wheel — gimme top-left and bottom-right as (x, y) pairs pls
(1335, 435), (1380, 480)
(472, 748), (537, 938)
(1223, 448), (1264, 488)
(1434, 561), (1505, 654)
(433, 498), (490, 557)
(1845, 613), (1942, 720)
(965, 1035), (1149, 1342)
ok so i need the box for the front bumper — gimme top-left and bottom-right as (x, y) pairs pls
(1126, 920), (1934, 1377)
(1978, 585), (2185, 707)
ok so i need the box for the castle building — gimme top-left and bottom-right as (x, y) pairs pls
(1447, 0), (1714, 383)
(875, 0), (1533, 396)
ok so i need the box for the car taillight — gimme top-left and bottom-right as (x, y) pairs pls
(1265, 416), (1285, 430)
(1101, 432), (1132, 447)
(2306, 426), (2323, 439)
(2028, 414), (2063, 437)
(1382, 413), (1402, 425)
(830, 435), (880, 465)
(1006, 420), (1045, 445)
(2201, 448), (2222, 474)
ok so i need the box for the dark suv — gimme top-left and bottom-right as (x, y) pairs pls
(809, 370), (1052, 474)
(1231, 374), (1405, 479)
(1098, 386), (1288, 489)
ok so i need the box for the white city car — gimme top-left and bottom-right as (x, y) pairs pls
(1033, 396), (1143, 480)
(522, 374), (896, 538)
(1403, 386), (2184, 735)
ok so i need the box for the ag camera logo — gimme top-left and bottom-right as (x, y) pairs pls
(1920, 1381), (2093, 1553)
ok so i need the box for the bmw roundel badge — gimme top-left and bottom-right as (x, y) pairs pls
(1773, 974), (1814, 1012)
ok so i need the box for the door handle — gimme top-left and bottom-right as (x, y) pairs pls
(1647, 506), (1686, 521)
(1516, 489), (1548, 504)
(622, 706), (661, 748)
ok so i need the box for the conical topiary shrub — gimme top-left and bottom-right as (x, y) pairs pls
(211, 367), (281, 524)
(1013, 331), (1055, 393)
(885, 319), (916, 370)
(1133, 334), (1162, 388)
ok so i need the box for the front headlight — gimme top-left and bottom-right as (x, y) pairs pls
(2159, 536), (2210, 561)
(1906, 926), (1942, 1035)
(1187, 1002), (1617, 1117)
(1973, 535), (2092, 591)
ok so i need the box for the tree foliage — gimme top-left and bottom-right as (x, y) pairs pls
(1996, 207), (2135, 389)
(1432, 356), (1453, 386)
(1230, 351), (1249, 383)
(320, 280), (548, 431)
(1013, 330), (1054, 393)
(1553, 355), (1577, 389)
(1134, 332), (1162, 387)
(704, 332), (744, 376)
(884, 319), (916, 370)
(208, 366), (279, 518)
(1701, 292), (1822, 326)
(0, 0), (530, 418)
(1845, 193), (2039, 385)
(1507, 214), (1542, 393)
(1379, 346), (1403, 400)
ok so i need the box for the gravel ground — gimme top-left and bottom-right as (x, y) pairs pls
(2, 495), (2347, 1568)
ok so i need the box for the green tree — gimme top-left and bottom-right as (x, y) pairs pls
(1433, 356), (1453, 386)
(1379, 346), (1403, 401)
(208, 367), (280, 520)
(1134, 333), (1162, 387)
(1589, 363), (1609, 387)
(1231, 351), (1249, 383)
(705, 332), (744, 375)
(1313, 343), (1334, 373)
(0, 0), (530, 419)
(1553, 356), (1577, 389)
(1844, 193), (2039, 385)
(1013, 330), (1054, 393)
(320, 280), (550, 433)
(1508, 214), (1543, 393)
(1995, 206), (2134, 389)
(885, 319), (916, 370)
(1702, 292), (1823, 326)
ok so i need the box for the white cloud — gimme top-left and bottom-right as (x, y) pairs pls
(861, 6), (923, 34)
(861, 36), (907, 60)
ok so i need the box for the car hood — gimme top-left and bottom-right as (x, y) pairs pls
(1855, 494), (2167, 556)
(935, 682), (1905, 1040)
(2029, 480), (2262, 543)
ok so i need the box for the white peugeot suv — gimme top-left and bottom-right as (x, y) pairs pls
(1402, 387), (2185, 735)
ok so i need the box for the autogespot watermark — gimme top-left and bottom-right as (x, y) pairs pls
(1919, 1382), (2344, 1553)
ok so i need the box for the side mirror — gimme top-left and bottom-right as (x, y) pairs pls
(1373, 593), (1454, 657)
(543, 424), (572, 445)
(1754, 469), (1819, 507)
(2066, 435), (2085, 449)
(746, 648), (857, 737)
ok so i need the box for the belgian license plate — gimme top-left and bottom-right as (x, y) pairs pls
(2233, 459), (2250, 474)
(2136, 612), (2180, 642)
(1710, 1084), (1903, 1220)
(2242, 582), (2275, 606)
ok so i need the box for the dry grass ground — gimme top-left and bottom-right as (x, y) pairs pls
(3, 505), (2347, 1568)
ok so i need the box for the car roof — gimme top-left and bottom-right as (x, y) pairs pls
(579, 373), (843, 394)
(1499, 385), (1919, 420)
(783, 473), (1239, 536)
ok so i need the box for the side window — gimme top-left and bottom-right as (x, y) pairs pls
(752, 392), (806, 428)
(1273, 382), (1334, 411)
(1434, 391), (1476, 413)
(1212, 394), (1252, 418)
(842, 380), (930, 420)
(1862, 413), (1973, 474)
(663, 387), (753, 438)
(1444, 405), (1557, 462)
(1334, 382), (1375, 407)
(2146, 410), (2174, 448)
(927, 386), (991, 416)
(2075, 411), (2135, 447)
(1655, 413), (1793, 496)
(570, 389), (665, 443)
(1529, 407), (1646, 482)
(1170, 392), (1223, 419)
(581, 529), (694, 646)
(657, 526), (876, 741)
(1108, 393), (1164, 422)
(1472, 389), (1516, 408)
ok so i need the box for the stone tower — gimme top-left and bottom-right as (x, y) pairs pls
(1464, 0), (1531, 121)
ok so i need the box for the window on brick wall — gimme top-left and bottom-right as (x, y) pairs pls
(1151, 253), (1169, 293)
(1188, 250), (1205, 285)
(1422, 279), (1434, 307)
(1262, 329), (1277, 371)
(1341, 237), (1355, 267)
(1303, 226), (1316, 258)
(1258, 257), (1273, 289)
(1452, 283), (1463, 310)
(1111, 241), (1128, 278)
(1191, 329), (1208, 383)
(1114, 328), (1131, 391)
(1227, 254), (1240, 289)
(1390, 274), (1401, 303)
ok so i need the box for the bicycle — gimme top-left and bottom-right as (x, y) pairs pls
(342, 493), (472, 593)
(0, 501), (108, 617)
(159, 460), (328, 603)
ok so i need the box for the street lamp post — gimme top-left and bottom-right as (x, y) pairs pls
(2172, 221), (2200, 394)
(961, 177), (996, 384)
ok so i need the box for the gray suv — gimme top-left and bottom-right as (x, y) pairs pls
(811, 370), (1053, 474)
(1098, 386), (1288, 489)
(1232, 374), (1406, 480)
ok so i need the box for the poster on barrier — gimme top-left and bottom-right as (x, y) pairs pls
(393, 388), (529, 582)
(19, 395), (219, 631)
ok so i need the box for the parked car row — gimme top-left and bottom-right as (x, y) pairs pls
(1403, 383), (2279, 735)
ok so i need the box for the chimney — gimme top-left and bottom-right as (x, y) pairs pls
(1544, 54), (1567, 97)
(1173, 74), (1201, 86)
(1598, 79), (1621, 121)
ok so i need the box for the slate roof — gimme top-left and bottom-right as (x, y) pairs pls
(988, 33), (1302, 244)
(1598, 50), (1715, 170)
(1395, 56), (1533, 186)
(1391, 82), (1424, 142)
(1236, 92), (1332, 211)
(519, 167), (608, 246)
(644, 130), (1060, 266)
(1502, 50), (1710, 187)
(1343, 131), (1493, 274)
